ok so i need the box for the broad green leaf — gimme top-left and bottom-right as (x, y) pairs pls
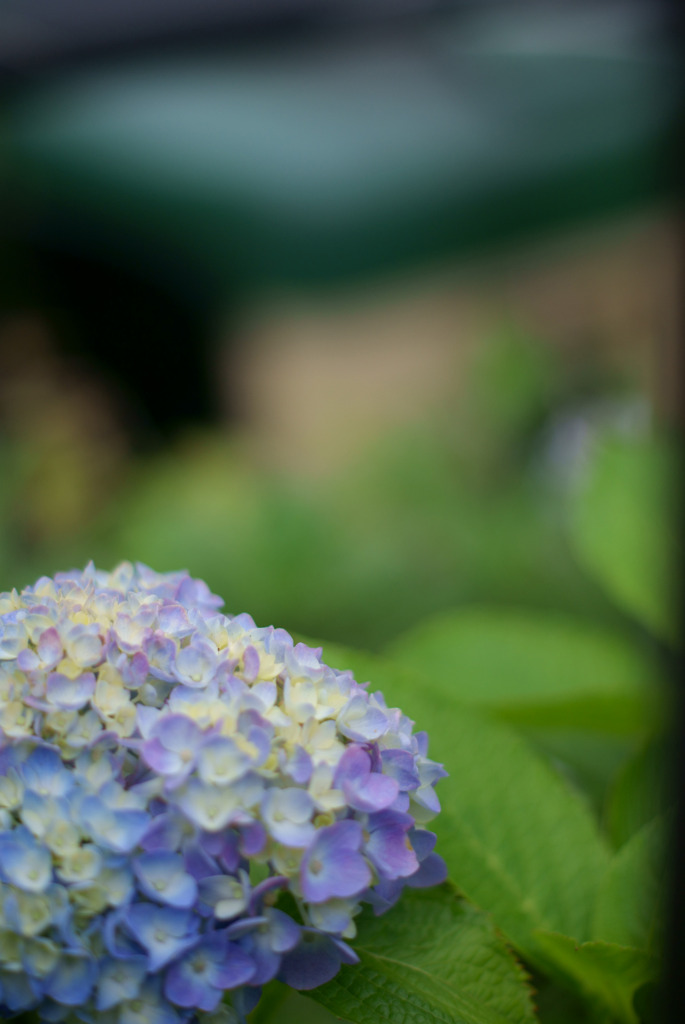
(533, 932), (656, 1024)
(593, 818), (666, 954)
(310, 953), (506, 1024)
(308, 887), (534, 1024)
(246, 981), (291, 1024)
(248, 983), (340, 1024)
(519, 729), (639, 820)
(386, 608), (664, 734)
(605, 736), (672, 849)
(343, 887), (535, 1024)
(308, 639), (610, 962)
(568, 433), (677, 643)
(531, 974), (609, 1024)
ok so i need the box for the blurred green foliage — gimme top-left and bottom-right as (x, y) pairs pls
(569, 434), (678, 644)
(0, 325), (676, 1024)
(0, 326), (650, 649)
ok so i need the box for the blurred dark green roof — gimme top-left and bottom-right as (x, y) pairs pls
(1, 3), (679, 300)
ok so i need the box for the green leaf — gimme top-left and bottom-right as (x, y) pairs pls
(308, 886), (535, 1024)
(386, 608), (664, 734)
(533, 932), (657, 1024)
(246, 981), (292, 1024)
(530, 972), (610, 1024)
(593, 817), (667, 954)
(348, 887), (536, 1024)
(605, 736), (672, 849)
(306, 639), (610, 962)
(568, 432), (678, 643)
(518, 728), (640, 822)
(248, 983), (341, 1024)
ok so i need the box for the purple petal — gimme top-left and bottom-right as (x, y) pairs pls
(409, 828), (437, 861)
(366, 878), (405, 915)
(120, 651), (149, 688)
(218, 840), (242, 875)
(330, 936), (360, 965)
(240, 821), (267, 857)
(176, 577), (223, 614)
(242, 645), (260, 683)
(278, 932), (342, 990)
(335, 746), (398, 813)
(157, 605), (192, 639)
(145, 633), (178, 682)
(136, 704), (160, 739)
(337, 696), (388, 742)
(300, 821), (371, 903)
(284, 745), (313, 785)
(164, 959), (220, 1011)
(184, 842), (219, 881)
(406, 853), (448, 889)
(211, 943), (256, 990)
(17, 648), (41, 671)
(366, 823), (419, 880)
(141, 738), (184, 777)
(46, 671), (95, 710)
(334, 745), (368, 788)
(164, 934), (255, 1010)
(174, 640), (218, 687)
(391, 792), (411, 813)
(241, 942), (281, 986)
(307, 819), (361, 859)
(414, 732), (430, 757)
(38, 627), (63, 668)
(141, 813), (186, 852)
(380, 749), (420, 791)
(151, 713), (203, 754)
(352, 772), (399, 814)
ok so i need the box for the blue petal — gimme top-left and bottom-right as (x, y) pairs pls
(18, 747), (72, 797)
(96, 955), (147, 1011)
(133, 852), (198, 908)
(125, 904), (199, 972)
(0, 830), (52, 892)
(45, 953), (97, 1006)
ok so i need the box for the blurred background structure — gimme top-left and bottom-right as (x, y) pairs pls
(0, 0), (679, 626)
(0, 2), (682, 1020)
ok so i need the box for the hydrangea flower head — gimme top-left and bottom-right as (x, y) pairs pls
(0, 563), (447, 1022)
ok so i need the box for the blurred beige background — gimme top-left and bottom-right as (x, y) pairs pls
(229, 210), (680, 477)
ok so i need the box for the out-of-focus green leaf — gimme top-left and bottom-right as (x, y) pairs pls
(568, 433), (677, 643)
(387, 608), (664, 734)
(90, 412), (623, 651)
(533, 932), (656, 1024)
(308, 887), (535, 1024)
(593, 818), (666, 954)
(306, 639), (610, 963)
(99, 434), (354, 640)
(519, 729), (639, 820)
(605, 736), (672, 849)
